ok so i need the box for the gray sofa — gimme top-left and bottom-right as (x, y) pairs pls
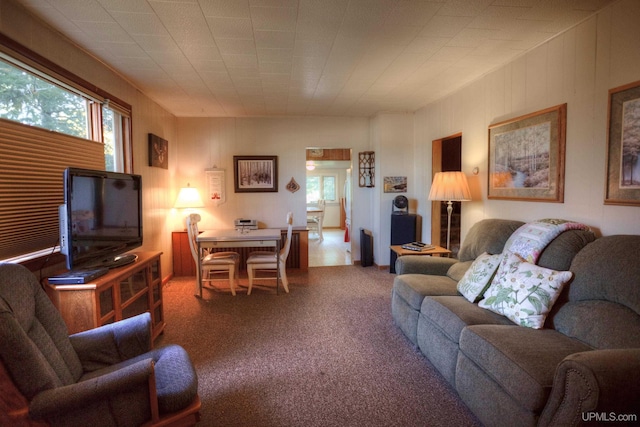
(391, 219), (640, 426)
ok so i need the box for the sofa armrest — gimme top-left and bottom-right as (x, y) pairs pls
(29, 358), (154, 419)
(69, 312), (152, 372)
(395, 255), (457, 276)
(539, 349), (640, 427)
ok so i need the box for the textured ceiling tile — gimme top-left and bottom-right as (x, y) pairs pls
(200, 0), (250, 18)
(72, 20), (133, 43)
(110, 11), (168, 35)
(222, 54), (259, 68)
(47, 0), (113, 22)
(257, 48), (293, 62)
(437, 0), (494, 17)
(384, 0), (442, 27)
(207, 17), (254, 38)
(215, 38), (257, 55)
(97, 0), (155, 13)
(250, 5), (297, 31)
(254, 30), (295, 49)
(419, 15), (474, 38)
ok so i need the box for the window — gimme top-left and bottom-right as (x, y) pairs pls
(0, 34), (133, 262)
(306, 174), (337, 203)
(103, 106), (132, 172)
(0, 59), (90, 139)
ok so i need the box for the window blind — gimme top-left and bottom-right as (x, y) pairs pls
(0, 118), (104, 259)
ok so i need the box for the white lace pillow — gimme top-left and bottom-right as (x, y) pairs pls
(478, 251), (573, 329)
(457, 252), (502, 303)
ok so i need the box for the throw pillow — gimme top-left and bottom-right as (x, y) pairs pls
(457, 252), (502, 303)
(478, 251), (573, 329)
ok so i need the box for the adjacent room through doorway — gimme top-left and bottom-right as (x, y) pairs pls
(305, 148), (352, 267)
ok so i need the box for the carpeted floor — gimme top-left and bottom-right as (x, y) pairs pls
(158, 266), (482, 427)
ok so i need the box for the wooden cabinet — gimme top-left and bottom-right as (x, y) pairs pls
(172, 229), (309, 276)
(45, 251), (165, 340)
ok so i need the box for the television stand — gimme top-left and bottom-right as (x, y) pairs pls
(45, 251), (164, 340)
(86, 253), (139, 269)
(109, 253), (138, 268)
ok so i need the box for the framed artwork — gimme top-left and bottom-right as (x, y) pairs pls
(488, 103), (567, 202)
(148, 133), (168, 169)
(384, 176), (407, 193)
(605, 80), (640, 206)
(205, 168), (226, 205)
(233, 155), (278, 193)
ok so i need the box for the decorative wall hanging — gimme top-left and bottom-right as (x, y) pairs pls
(233, 155), (278, 193)
(148, 133), (168, 169)
(358, 151), (375, 187)
(205, 168), (226, 205)
(488, 104), (566, 202)
(605, 80), (640, 206)
(286, 177), (300, 193)
(384, 176), (407, 193)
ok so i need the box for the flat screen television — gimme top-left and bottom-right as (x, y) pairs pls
(59, 167), (143, 270)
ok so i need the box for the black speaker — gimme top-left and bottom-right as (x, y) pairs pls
(390, 214), (417, 273)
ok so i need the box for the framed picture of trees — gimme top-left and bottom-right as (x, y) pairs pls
(488, 104), (567, 202)
(605, 80), (640, 206)
(233, 155), (278, 193)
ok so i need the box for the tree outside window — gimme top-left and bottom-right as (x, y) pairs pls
(306, 174), (336, 203)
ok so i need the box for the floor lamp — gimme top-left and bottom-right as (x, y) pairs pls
(428, 171), (471, 250)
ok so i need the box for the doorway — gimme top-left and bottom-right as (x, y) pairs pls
(305, 148), (352, 267)
(431, 134), (463, 257)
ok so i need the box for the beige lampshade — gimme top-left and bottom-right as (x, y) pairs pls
(428, 172), (471, 202)
(174, 184), (204, 208)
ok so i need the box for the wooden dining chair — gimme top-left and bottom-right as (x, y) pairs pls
(186, 213), (240, 295)
(246, 212), (293, 294)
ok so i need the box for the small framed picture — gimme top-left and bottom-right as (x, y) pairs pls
(605, 80), (640, 206)
(384, 176), (407, 193)
(233, 156), (278, 193)
(148, 133), (168, 169)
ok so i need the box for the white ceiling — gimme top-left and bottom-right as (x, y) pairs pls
(16, 0), (616, 117)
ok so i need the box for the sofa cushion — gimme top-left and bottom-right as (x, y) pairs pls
(457, 219), (524, 262)
(446, 260), (473, 282)
(392, 274), (458, 311)
(457, 253), (501, 302)
(554, 235), (640, 349)
(458, 325), (592, 412)
(537, 229), (595, 271)
(479, 251), (572, 329)
(421, 296), (512, 344)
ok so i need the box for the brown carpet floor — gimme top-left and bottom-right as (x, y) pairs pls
(158, 266), (482, 427)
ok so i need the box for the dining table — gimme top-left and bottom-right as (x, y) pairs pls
(306, 206), (324, 240)
(195, 228), (282, 297)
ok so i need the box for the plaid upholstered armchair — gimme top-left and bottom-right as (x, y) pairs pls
(0, 263), (200, 427)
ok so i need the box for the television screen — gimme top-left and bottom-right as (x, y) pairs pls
(60, 168), (142, 270)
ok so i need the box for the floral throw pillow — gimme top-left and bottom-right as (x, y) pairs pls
(457, 252), (502, 303)
(478, 251), (573, 329)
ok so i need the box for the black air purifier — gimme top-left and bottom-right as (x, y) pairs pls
(360, 228), (373, 267)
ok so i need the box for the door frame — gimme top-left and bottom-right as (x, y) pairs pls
(430, 132), (462, 247)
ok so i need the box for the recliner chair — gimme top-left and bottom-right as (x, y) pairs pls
(0, 262), (201, 427)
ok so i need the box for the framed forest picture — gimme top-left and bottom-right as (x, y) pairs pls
(488, 104), (567, 202)
(605, 80), (640, 206)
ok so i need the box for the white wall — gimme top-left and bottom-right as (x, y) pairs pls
(371, 113), (417, 266)
(174, 116), (372, 255)
(413, 0), (640, 242)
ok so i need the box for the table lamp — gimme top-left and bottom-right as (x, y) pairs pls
(428, 171), (471, 250)
(175, 183), (204, 229)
